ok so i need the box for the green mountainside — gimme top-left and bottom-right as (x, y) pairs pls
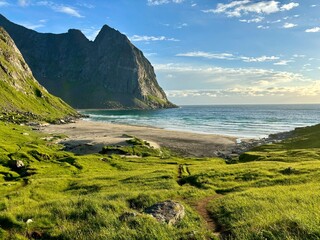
(0, 27), (78, 123)
(0, 14), (176, 110)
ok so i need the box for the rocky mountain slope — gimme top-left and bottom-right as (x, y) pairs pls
(0, 27), (78, 122)
(0, 14), (175, 109)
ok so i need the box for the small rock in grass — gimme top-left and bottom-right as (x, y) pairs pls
(26, 219), (33, 224)
(144, 200), (185, 225)
(16, 160), (25, 168)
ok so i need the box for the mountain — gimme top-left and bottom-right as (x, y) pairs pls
(0, 15), (176, 109)
(0, 27), (78, 122)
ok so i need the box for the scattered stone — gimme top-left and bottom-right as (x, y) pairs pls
(26, 219), (33, 224)
(22, 132), (29, 136)
(220, 129), (295, 160)
(9, 160), (25, 169)
(144, 200), (185, 225)
(26, 122), (40, 127)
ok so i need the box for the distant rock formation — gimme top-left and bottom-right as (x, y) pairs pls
(0, 14), (176, 109)
(0, 27), (78, 122)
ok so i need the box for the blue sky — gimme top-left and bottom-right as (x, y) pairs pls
(1, 0), (320, 105)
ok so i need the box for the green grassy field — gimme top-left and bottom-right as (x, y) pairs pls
(1, 122), (320, 239)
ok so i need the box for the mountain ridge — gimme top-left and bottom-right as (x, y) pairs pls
(0, 27), (78, 123)
(0, 14), (176, 110)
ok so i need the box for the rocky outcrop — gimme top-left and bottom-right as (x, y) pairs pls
(144, 200), (185, 225)
(0, 27), (78, 122)
(0, 14), (176, 109)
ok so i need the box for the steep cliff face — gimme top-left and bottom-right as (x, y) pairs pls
(0, 27), (78, 121)
(0, 15), (175, 109)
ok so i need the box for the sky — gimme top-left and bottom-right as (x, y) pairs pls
(1, 0), (320, 105)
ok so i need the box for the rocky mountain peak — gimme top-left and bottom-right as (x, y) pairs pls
(0, 15), (176, 109)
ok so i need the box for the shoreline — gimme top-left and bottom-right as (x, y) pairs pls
(40, 119), (238, 157)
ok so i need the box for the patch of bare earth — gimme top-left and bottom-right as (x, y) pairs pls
(194, 195), (223, 237)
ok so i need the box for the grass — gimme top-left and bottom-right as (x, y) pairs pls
(1, 122), (320, 239)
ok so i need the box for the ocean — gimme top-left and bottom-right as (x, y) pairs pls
(80, 104), (320, 139)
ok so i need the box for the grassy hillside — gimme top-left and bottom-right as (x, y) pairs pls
(207, 124), (320, 239)
(0, 122), (320, 239)
(0, 27), (78, 122)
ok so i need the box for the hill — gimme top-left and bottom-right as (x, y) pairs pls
(0, 14), (176, 110)
(0, 27), (78, 123)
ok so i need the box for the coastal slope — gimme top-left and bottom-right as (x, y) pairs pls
(0, 14), (175, 109)
(0, 27), (78, 122)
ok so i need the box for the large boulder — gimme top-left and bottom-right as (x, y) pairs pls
(144, 200), (185, 225)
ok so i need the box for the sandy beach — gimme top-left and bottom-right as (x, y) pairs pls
(40, 120), (237, 157)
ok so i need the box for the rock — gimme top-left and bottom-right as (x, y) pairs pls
(22, 132), (29, 136)
(144, 200), (185, 225)
(0, 27), (78, 121)
(0, 14), (176, 110)
(26, 218), (33, 224)
(15, 160), (25, 169)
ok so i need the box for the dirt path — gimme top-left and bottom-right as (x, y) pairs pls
(195, 195), (222, 237)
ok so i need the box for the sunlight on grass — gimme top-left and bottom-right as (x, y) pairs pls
(1, 122), (320, 239)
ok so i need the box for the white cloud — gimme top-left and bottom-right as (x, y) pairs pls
(0, 0), (8, 6)
(55, 6), (83, 18)
(176, 51), (281, 63)
(36, 1), (83, 18)
(305, 27), (320, 33)
(293, 54), (306, 58)
(283, 22), (297, 28)
(161, 64), (320, 102)
(77, 3), (95, 9)
(20, 23), (45, 30)
(147, 0), (183, 6)
(274, 60), (294, 65)
(155, 63), (304, 87)
(280, 2), (299, 11)
(130, 35), (179, 42)
(241, 55), (279, 62)
(191, 3), (197, 7)
(167, 84), (320, 99)
(176, 23), (188, 29)
(203, 1), (299, 18)
(203, 0), (250, 15)
(176, 51), (235, 60)
(18, 0), (29, 6)
(239, 16), (264, 23)
(257, 25), (269, 29)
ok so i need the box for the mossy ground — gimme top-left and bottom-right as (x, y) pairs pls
(0, 122), (320, 239)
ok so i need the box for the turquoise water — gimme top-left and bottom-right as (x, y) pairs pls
(80, 104), (320, 138)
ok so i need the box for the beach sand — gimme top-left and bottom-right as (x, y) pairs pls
(40, 120), (237, 157)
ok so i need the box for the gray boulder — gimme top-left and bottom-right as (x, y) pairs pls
(144, 200), (185, 225)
